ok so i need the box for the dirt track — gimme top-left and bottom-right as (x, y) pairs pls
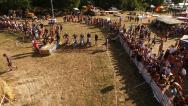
(0, 23), (158, 106)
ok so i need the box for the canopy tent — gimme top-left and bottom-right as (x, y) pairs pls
(160, 6), (164, 9)
(180, 35), (188, 48)
(156, 16), (184, 25)
(151, 16), (184, 35)
(109, 7), (118, 11)
(181, 35), (188, 42)
(150, 5), (155, 8)
(177, 17), (188, 21)
(73, 8), (79, 11)
(152, 14), (160, 17)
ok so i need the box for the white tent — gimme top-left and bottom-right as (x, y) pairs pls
(180, 35), (188, 48)
(150, 5), (155, 8)
(73, 8), (79, 11)
(181, 35), (188, 42)
(109, 7), (118, 11)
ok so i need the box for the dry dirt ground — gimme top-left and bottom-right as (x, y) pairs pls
(0, 23), (159, 106)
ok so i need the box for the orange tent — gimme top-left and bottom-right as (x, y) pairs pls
(155, 6), (161, 12)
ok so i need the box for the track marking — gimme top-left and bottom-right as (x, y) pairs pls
(106, 51), (118, 106)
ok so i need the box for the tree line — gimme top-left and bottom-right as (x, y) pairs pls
(0, 0), (171, 13)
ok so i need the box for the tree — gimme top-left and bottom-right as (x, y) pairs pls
(151, 0), (164, 6)
(32, 0), (51, 8)
(0, 0), (162, 13)
(126, 0), (139, 10)
(0, 0), (32, 14)
(172, 0), (183, 4)
(33, 0), (80, 10)
(91, 0), (142, 11)
(55, 0), (80, 10)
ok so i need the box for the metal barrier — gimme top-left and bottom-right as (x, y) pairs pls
(118, 34), (174, 106)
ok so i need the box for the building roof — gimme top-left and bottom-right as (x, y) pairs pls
(156, 16), (184, 25)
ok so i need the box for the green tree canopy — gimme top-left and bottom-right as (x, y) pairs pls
(172, 0), (183, 4)
(0, 0), (31, 13)
(0, 0), (167, 13)
(32, 0), (80, 10)
(151, 0), (164, 6)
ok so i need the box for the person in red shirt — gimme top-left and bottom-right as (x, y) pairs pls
(32, 39), (41, 52)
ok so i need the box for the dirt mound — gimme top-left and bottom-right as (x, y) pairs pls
(0, 79), (14, 103)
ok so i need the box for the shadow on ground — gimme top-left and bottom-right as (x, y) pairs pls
(108, 35), (161, 106)
(11, 51), (49, 59)
(85, 24), (161, 105)
(12, 52), (33, 60)
(100, 85), (114, 94)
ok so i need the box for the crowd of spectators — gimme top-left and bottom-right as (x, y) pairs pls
(120, 25), (188, 105)
(168, 24), (188, 37)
